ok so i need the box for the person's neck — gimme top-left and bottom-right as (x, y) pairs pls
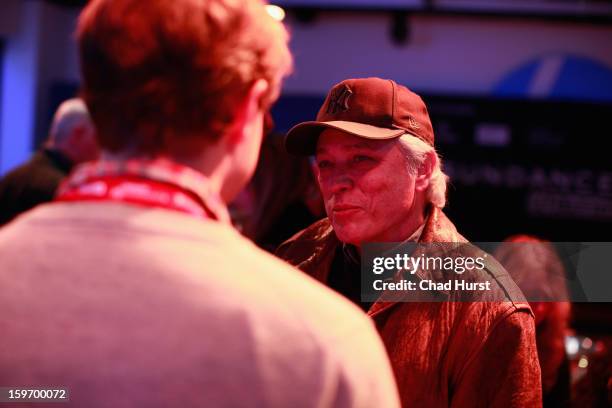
(100, 150), (228, 198)
(45, 141), (75, 164)
(354, 202), (429, 255)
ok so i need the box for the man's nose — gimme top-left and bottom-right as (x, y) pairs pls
(325, 172), (354, 195)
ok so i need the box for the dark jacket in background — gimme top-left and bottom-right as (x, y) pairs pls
(0, 149), (72, 226)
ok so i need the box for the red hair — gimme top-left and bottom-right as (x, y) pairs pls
(77, 0), (292, 155)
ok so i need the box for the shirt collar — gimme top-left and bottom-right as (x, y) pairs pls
(43, 148), (73, 173)
(61, 157), (231, 224)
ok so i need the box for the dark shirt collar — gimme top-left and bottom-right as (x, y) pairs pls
(43, 148), (73, 173)
(341, 222), (426, 267)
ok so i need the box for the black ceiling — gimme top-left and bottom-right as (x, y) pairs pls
(42, 0), (87, 7)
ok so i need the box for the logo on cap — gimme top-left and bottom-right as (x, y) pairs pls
(326, 84), (353, 115)
(408, 117), (420, 130)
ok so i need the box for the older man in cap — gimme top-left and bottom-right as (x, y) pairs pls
(278, 77), (542, 407)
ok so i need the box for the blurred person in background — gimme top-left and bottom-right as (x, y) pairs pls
(230, 117), (325, 251)
(0, 98), (98, 226)
(572, 339), (612, 408)
(494, 235), (572, 407)
(0, 1), (400, 407)
(277, 77), (542, 407)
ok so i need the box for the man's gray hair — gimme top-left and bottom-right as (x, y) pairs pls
(49, 98), (93, 144)
(397, 134), (448, 208)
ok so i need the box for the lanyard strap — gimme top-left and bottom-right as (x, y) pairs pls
(56, 175), (213, 219)
(55, 158), (231, 222)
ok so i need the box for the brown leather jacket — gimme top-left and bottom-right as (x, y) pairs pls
(277, 207), (542, 407)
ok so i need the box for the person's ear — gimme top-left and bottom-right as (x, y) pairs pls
(415, 150), (436, 192)
(225, 79), (269, 148)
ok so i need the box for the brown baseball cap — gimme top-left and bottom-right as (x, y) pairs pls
(285, 77), (435, 155)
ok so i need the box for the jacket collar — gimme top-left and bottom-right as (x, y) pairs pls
(367, 206), (467, 317)
(43, 148), (73, 174)
(286, 207), (467, 317)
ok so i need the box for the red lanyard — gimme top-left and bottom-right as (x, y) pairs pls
(56, 174), (215, 219)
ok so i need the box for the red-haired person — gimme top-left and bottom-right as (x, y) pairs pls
(0, 2), (399, 407)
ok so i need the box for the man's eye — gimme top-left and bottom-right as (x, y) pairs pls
(317, 160), (332, 169)
(353, 155), (373, 163)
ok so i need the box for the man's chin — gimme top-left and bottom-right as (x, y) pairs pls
(331, 224), (367, 247)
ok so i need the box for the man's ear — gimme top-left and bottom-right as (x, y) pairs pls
(415, 150), (436, 192)
(225, 79), (269, 147)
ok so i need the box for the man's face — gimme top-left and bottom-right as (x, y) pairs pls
(315, 129), (422, 246)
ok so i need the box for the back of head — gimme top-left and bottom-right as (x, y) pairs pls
(494, 234), (569, 301)
(77, 0), (292, 157)
(48, 98), (99, 163)
(49, 98), (90, 144)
